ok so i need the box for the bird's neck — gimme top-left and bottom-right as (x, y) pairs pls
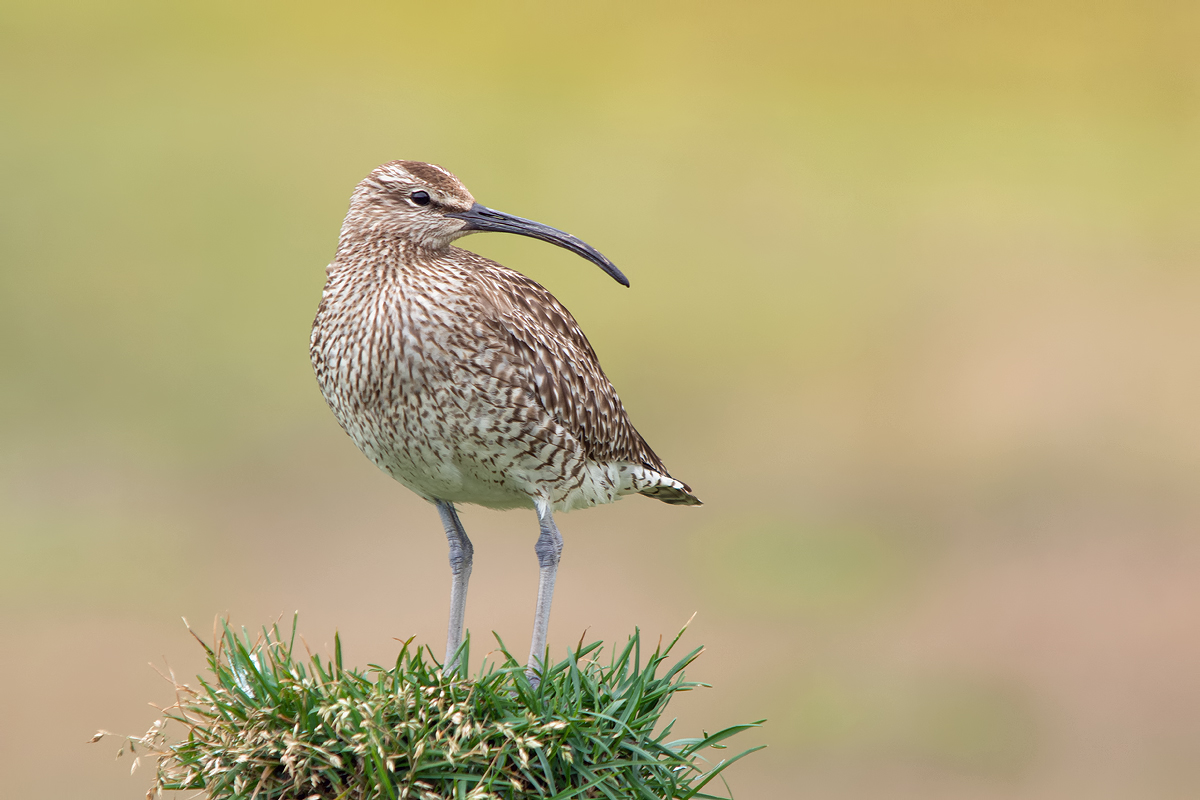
(334, 219), (450, 277)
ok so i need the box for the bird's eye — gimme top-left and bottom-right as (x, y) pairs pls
(409, 190), (432, 206)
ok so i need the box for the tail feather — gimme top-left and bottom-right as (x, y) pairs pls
(639, 483), (702, 506)
(621, 463), (702, 506)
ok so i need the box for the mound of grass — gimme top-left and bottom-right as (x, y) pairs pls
(104, 618), (762, 799)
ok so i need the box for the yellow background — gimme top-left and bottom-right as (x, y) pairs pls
(3, 1), (1199, 797)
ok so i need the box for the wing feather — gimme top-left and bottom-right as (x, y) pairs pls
(471, 260), (669, 473)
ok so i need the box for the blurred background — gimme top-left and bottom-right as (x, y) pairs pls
(2, 1), (1199, 797)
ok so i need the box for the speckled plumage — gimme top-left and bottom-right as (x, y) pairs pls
(309, 161), (698, 678)
(311, 161), (698, 513)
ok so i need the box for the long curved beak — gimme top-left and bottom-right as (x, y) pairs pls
(447, 203), (630, 287)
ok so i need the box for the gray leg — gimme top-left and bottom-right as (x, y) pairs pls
(436, 500), (473, 675)
(527, 505), (563, 685)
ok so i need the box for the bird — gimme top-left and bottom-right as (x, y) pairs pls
(310, 160), (700, 683)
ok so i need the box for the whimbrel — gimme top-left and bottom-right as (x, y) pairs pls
(310, 161), (700, 681)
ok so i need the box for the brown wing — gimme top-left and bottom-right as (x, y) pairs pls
(471, 259), (669, 474)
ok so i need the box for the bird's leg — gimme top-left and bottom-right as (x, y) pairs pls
(527, 504), (563, 686)
(436, 500), (473, 676)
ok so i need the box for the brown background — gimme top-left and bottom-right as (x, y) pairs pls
(3, 1), (1199, 798)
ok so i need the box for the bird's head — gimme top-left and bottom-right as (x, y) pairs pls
(346, 160), (629, 286)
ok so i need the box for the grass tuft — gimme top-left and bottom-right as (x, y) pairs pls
(104, 617), (763, 799)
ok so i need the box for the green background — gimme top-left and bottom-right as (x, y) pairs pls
(3, 1), (1199, 797)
